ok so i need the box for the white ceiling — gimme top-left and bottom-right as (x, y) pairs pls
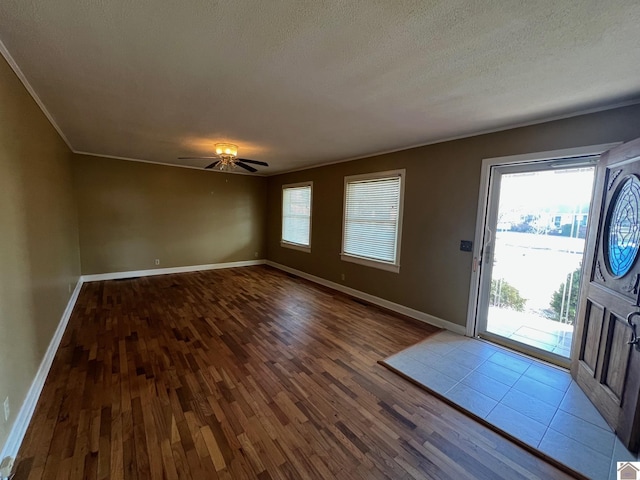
(1, 1), (639, 175)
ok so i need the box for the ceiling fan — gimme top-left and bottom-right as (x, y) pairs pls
(179, 143), (268, 173)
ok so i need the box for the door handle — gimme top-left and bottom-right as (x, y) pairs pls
(479, 227), (493, 267)
(626, 311), (640, 350)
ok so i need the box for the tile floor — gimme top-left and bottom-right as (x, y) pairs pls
(383, 330), (638, 480)
(487, 306), (573, 357)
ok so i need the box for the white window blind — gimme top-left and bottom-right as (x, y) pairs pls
(282, 184), (312, 249)
(343, 172), (404, 269)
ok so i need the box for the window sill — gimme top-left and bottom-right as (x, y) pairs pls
(281, 241), (311, 253)
(340, 253), (400, 273)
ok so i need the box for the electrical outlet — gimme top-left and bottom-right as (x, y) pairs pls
(341, 273), (345, 281)
(3, 397), (9, 422)
(254, 252), (259, 258)
(155, 259), (160, 266)
(68, 283), (72, 293)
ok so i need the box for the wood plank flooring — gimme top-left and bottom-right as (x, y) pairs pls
(13, 266), (573, 479)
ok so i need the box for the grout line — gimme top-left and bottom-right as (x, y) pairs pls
(546, 422), (616, 459)
(548, 408), (562, 433)
(537, 426), (549, 449)
(484, 394), (500, 420)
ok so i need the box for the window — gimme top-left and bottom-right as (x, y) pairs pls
(342, 170), (405, 272)
(281, 182), (312, 252)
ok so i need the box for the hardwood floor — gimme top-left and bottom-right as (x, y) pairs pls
(13, 266), (573, 479)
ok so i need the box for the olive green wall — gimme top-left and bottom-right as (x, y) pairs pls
(0, 56), (81, 448)
(266, 104), (640, 327)
(73, 155), (267, 275)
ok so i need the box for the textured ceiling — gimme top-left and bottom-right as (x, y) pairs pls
(1, 1), (639, 175)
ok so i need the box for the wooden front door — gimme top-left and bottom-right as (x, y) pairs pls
(573, 137), (640, 452)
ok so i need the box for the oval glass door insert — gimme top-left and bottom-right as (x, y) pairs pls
(606, 175), (640, 277)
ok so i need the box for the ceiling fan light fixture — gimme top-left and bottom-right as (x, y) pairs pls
(215, 143), (238, 157)
(179, 143), (267, 173)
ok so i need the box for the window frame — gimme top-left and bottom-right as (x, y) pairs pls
(281, 181), (313, 253)
(341, 169), (406, 273)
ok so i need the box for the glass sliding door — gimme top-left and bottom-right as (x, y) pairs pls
(475, 160), (595, 365)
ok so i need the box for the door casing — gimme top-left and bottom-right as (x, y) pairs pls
(466, 144), (621, 350)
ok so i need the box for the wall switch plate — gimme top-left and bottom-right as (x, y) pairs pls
(460, 240), (473, 252)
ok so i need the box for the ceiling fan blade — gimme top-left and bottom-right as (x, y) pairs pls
(236, 162), (258, 173)
(237, 158), (268, 167)
(205, 161), (220, 169)
(178, 156), (219, 160)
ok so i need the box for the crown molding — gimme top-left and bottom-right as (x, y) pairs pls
(272, 98), (640, 176)
(72, 151), (266, 176)
(0, 38), (74, 151)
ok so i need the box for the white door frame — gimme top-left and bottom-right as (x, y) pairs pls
(466, 143), (621, 339)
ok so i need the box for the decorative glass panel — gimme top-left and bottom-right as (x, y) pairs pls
(606, 175), (640, 277)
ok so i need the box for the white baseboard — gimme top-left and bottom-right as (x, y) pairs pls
(81, 259), (266, 282)
(265, 261), (466, 335)
(0, 278), (83, 462)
